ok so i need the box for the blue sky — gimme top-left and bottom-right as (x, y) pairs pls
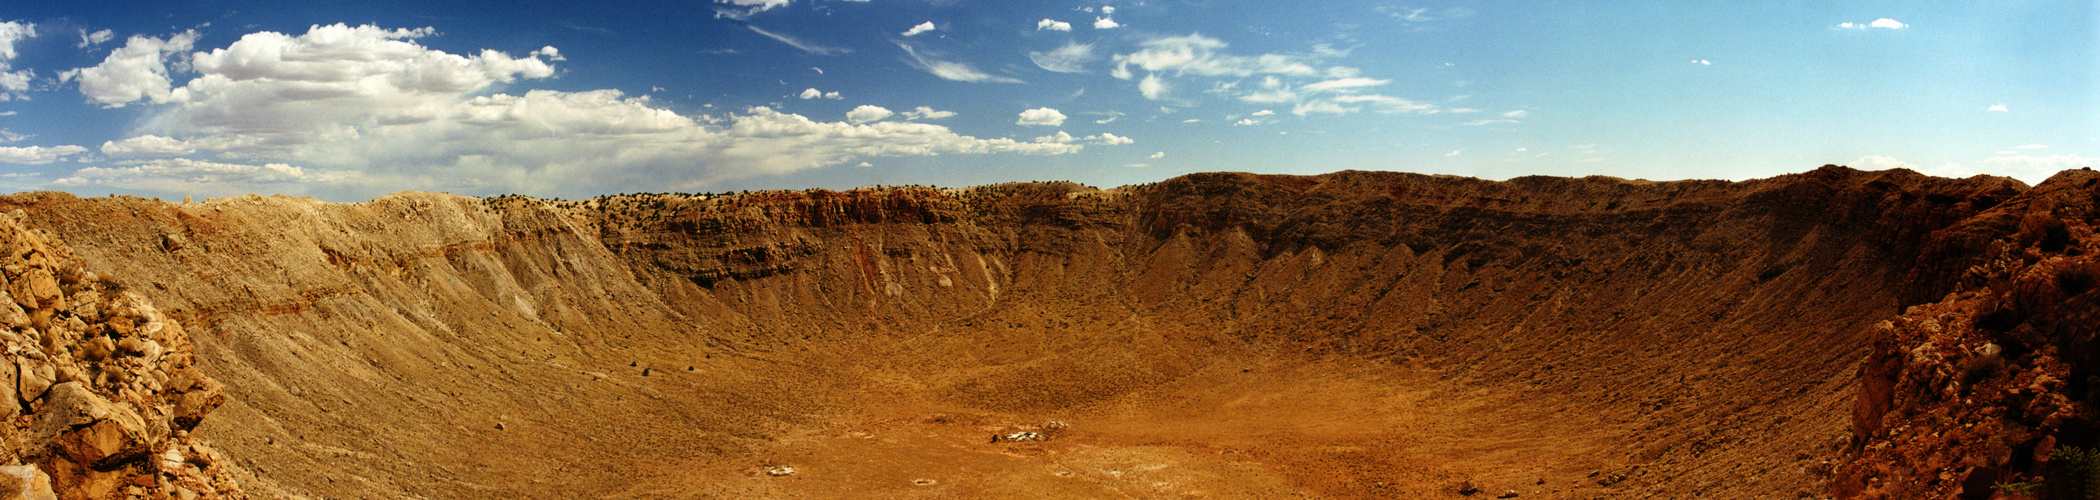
(0, 1), (2091, 201)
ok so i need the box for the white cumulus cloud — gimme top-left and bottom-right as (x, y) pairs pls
(1094, 17), (1122, 29)
(1038, 19), (1073, 31)
(1850, 155), (1916, 171)
(1839, 18), (1907, 30)
(798, 88), (840, 99)
(56, 158), (335, 188)
(1986, 104), (2009, 112)
(846, 105), (895, 124)
(0, 145), (88, 164)
(902, 106), (956, 120)
(902, 21), (935, 37)
(1113, 34), (1431, 117)
(1982, 154), (2100, 185)
(1029, 131), (1132, 146)
(0, 21), (41, 100)
(1137, 74), (1169, 100)
(0, 21), (33, 60)
(1848, 155), (2064, 185)
(50, 24), (1094, 199)
(101, 135), (196, 158)
(60, 30), (194, 107)
(78, 28), (113, 49)
(1017, 107), (1067, 126)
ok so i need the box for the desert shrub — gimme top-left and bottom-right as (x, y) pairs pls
(2055, 445), (2100, 499)
(2022, 213), (2076, 253)
(2058, 262), (2098, 297)
(1993, 478), (2042, 496)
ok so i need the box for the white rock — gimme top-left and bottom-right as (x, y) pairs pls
(0, 464), (57, 500)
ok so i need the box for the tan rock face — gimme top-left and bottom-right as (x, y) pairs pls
(0, 210), (242, 499)
(0, 166), (2088, 499)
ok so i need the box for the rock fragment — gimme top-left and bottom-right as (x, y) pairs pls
(35, 382), (151, 468)
(0, 465), (58, 500)
(15, 359), (50, 405)
(173, 378), (226, 431)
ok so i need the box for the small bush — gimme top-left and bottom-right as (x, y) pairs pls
(2058, 262), (2098, 297)
(1993, 478), (2042, 496)
(2054, 445), (2100, 499)
(2022, 213), (2076, 253)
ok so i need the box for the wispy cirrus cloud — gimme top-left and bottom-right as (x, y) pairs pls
(1029, 42), (1097, 73)
(748, 25), (850, 55)
(898, 42), (1022, 83)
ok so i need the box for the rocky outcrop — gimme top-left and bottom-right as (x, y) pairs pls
(0, 208), (238, 500)
(1835, 169), (2099, 499)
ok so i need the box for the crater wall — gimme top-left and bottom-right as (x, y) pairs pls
(0, 165), (2082, 499)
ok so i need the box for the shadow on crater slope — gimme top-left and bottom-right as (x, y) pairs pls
(2, 165), (2093, 499)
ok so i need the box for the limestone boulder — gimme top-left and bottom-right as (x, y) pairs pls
(173, 379), (225, 431)
(23, 269), (62, 312)
(14, 359), (49, 405)
(32, 383), (150, 468)
(0, 360), (15, 418)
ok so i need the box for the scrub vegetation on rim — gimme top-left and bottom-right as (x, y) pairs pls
(0, 164), (2089, 499)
